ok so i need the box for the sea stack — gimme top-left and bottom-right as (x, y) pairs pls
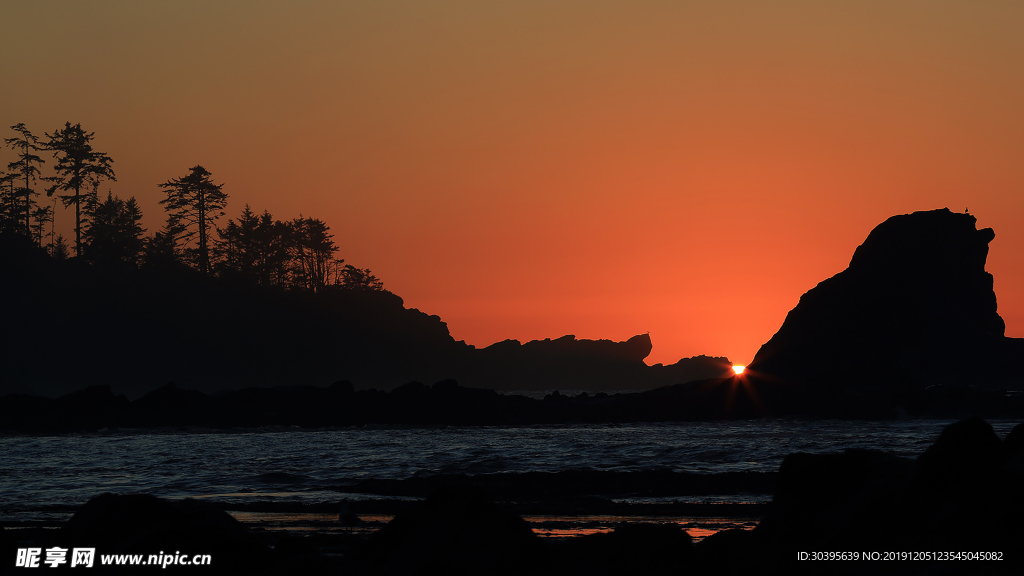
(749, 208), (1024, 405)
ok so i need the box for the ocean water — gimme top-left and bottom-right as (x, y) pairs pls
(1, 419), (1019, 523)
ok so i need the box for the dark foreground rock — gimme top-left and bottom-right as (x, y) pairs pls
(554, 523), (693, 576)
(743, 418), (1024, 574)
(352, 486), (547, 576)
(64, 494), (267, 556)
(0, 494), (273, 574)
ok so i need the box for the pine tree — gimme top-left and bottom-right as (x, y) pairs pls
(83, 192), (146, 265)
(158, 165), (227, 274)
(4, 123), (46, 238)
(44, 123), (116, 256)
(50, 234), (70, 260)
(216, 205), (290, 286)
(0, 170), (17, 233)
(141, 227), (180, 270)
(30, 205), (53, 248)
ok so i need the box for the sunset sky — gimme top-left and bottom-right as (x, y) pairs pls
(3, 1), (1023, 365)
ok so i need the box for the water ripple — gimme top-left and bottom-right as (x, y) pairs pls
(1, 419), (1018, 519)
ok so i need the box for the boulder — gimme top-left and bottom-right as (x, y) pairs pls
(63, 493), (270, 573)
(355, 485), (544, 575)
(556, 523), (693, 576)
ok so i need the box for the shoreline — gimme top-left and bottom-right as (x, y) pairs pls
(3, 417), (1021, 574)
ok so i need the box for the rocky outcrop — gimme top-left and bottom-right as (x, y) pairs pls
(63, 493), (272, 573)
(462, 334), (731, 391)
(354, 486), (545, 575)
(749, 208), (1024, 402)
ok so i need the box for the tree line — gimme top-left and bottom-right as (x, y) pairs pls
(1, 122), (383, 292)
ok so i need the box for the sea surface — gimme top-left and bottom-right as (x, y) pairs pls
(1, 419), (1020, 524)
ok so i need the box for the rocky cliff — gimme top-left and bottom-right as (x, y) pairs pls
(749, 208), (1024, 397)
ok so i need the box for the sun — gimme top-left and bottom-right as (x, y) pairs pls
(732, 365), (746, 375)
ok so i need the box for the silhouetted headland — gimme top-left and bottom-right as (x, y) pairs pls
(0, 231), (730, 400)
(744, 208), (1024, 417)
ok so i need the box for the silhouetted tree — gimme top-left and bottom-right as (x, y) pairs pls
(141, 228), (180, 270)
(0, 170), (16, 233)
(4, 123), (46, 238)
(44, 123), (116, 256)
(83, 192), (145, 265)
(50, 234), (70, 260)
(288, 216), (338, 292)
(337, 264), (385, 291)
(158, 165), (227, 274)
(216, 205), (290, 286)
(30, 204), (53, 248)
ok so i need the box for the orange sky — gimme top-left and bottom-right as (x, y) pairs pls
(3, 1), (1023, 365)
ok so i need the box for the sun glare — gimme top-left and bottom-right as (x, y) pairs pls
(732, 365), (745, 375)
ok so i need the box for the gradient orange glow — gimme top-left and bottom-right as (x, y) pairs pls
(3, 1), (1023, 365)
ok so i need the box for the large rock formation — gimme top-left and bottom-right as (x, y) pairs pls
(749, 208), (1024, 402)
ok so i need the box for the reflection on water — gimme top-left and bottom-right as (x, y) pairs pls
(228, 511), (757, 542)
(523, 515), (758, 542)
(229, 512), (394, 534)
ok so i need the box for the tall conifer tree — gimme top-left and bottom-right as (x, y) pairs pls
(158, 165), (227, 274)
(0, 170), (16, 233)
(44, 123), (116, 256)
(4, 123), (46, 238)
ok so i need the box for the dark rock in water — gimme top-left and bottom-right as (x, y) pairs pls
(339, 502), (363, 526)
(756, 418), (1024, 573)
(759, 449), (915, 547)
(555, 523), (692, 576)
(692, 528), (761, 574)
(1005, 422), (1024, 454)
(63, 493), (270, 573)
(355, 485), (544, 575)
(916, 416), (1006, 489)
(1005, 423), (1024, 474)
(748, 208), (1024, 417)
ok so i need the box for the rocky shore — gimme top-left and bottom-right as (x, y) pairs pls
(3, 418), (1021, 575)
